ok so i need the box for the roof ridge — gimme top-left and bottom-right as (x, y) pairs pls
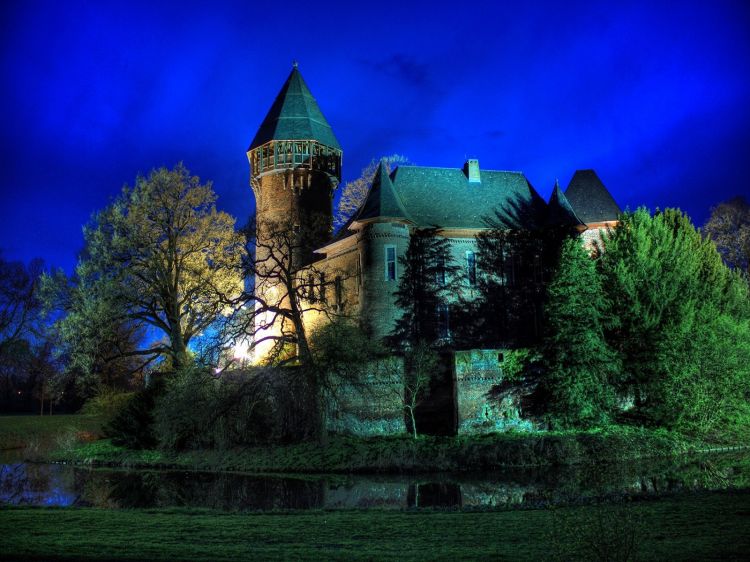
(395, 164), (526, 175)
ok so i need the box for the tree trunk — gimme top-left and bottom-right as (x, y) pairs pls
(408, 406), (418, 439)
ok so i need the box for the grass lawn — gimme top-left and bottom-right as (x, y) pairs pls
(0, 415), (103, 451)
(47, 426), (718, 474)
(1, 490), (748, 560)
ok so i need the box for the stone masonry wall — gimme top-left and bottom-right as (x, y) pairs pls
(326, 356), (406, 437)
(454, 349), (534, 434)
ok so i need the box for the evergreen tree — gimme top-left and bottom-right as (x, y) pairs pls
(389, 227), (460, 349)
(542, 237), (619, 428)
(600, 208), (750, 433)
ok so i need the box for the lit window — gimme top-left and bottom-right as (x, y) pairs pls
(466, 251), (477, 286)
(385, 245), (396, 281)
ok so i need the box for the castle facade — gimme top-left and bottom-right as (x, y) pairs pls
(246, 66), (621, 434)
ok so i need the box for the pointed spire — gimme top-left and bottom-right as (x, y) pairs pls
(564, 170), (621, 223)
(548, 179), (583, 226)
(248, 67), (340, 151)
(352, 160), (411, 223)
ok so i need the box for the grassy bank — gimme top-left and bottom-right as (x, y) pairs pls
(1, 490), (748, 560)
(0, 415), (103, 452)
(46, 425), (723, 474)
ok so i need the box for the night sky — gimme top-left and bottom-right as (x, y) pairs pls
(1, 0), (749, 272)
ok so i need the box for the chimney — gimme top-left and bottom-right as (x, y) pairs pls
(464, 159), (480, 183)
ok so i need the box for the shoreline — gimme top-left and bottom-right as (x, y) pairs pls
(40, 426), (748, 475)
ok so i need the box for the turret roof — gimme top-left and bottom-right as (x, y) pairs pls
(352, 161), (411, 223)
(564, 170), (621, 223)
(547, 180), (584, 226)
(248, 66), (341, 151)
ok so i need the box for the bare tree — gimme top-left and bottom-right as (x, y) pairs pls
(703, 196), (750, 273)
(0, 255), (43, 356)
(231, 214), (347, 367)
(400, 342), (438, 439)
(224, 215), (355, 443)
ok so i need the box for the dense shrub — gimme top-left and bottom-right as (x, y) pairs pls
(79, 387), (135, 425)
(153, 366), (278, 450)
(105, 377), (165, 449)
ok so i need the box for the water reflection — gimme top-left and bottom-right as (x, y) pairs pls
(1, 453), (748, 511)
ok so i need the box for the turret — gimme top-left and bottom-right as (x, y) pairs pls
(248, 63), (342, 268)
(247, 64), (341, 362)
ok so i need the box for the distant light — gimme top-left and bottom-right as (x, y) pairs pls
(232, 339), (251, 362)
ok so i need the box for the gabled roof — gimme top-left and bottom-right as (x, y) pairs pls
(387, 166), (546, 229)
(352, 161), (411, 224)
(248, 66), (341, 151)
(547, 180), (584, 226)
(564, 170), (621, 224)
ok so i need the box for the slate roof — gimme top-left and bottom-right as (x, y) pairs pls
(564, 170), (621, 223)
(248, 67), (341, 151)
(352, 161), (411, 223)
(386, 166), (546, 229)
(547, 180), (584, 226)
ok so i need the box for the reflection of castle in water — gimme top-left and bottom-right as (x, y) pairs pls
(1, 454), (746, 510)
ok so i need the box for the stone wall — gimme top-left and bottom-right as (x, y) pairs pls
(326, 357), (406, 436)
(454, 349), (535, 434)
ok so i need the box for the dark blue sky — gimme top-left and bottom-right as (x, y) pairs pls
(2, 0), (749, 271)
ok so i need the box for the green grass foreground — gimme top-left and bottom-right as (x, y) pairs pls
(50, 426), (719, 473)
(0, 415), (103, 451)
(1, 490), (749, 561)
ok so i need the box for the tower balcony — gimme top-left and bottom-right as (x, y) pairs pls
(248, 139), (341, 181)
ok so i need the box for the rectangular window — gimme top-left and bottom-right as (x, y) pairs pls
(436, 255), (446, 286)
(335, 276), (343, 311)
(356, 253), (362, 294)
(307, 273), (316, 303)
(437, 304), (450, 339)
(385, 245), (396, 281)
(318, 272), (326, 303)
(466, 251), (477, 286)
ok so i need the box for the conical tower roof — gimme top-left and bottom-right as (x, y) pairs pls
(248, 65), (341, 151)
(564, 170), (621, 223)
(548, 179), (584, 226)
(353, 161), (411, 223)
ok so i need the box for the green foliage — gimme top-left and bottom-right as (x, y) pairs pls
(105, 378), (165, 449)
(62, 164), (244, 373)
(501, 348), (540, 383)
(472, 219), (568, 347)
(40, 267), (144, 399)
(78, 388), (135, 425)
(390, 227), (461, 348)
(309, 317), (385, 379)
(48, 426), (705, 474)
(599, 208), (750, 436)
(542, 238), (619, 428)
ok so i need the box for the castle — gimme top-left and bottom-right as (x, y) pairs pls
(246, 65), (621, 434)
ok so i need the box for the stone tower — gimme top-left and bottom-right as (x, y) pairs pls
(247, 64), (342, 361)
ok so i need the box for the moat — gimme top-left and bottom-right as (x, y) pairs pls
(2, 452), (748, 511)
